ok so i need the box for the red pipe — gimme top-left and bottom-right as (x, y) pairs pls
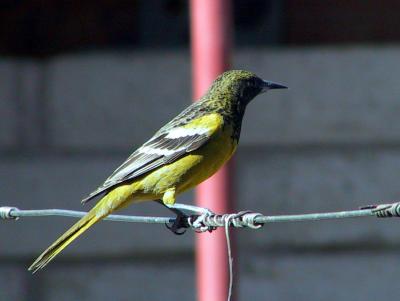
(190, 1), (234, 301)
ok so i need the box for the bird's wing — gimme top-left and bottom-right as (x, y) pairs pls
(81, 113), (223, 204)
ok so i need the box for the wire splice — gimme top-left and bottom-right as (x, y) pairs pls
(372, 202), (400, 218)
(0, 207), (18, 220)
(188, 210), (263, 232)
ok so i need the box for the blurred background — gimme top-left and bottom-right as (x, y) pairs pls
(1, 0), (400, 300)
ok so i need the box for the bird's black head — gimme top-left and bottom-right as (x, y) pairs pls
(208, 70), (287, 108)
(199, 70), (287, 142)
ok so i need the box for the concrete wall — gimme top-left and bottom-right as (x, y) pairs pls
(1, 47), (400, 300)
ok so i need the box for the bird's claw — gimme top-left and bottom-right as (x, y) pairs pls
(165, 212), (189, 235)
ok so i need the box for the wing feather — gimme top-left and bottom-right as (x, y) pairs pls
(81, 114), (222, 204)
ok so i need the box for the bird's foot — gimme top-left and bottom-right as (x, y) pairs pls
(155, 200), (216, 235)
(166, 212), (190, 235)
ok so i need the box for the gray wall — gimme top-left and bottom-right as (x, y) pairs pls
(1, 47), (400, 300)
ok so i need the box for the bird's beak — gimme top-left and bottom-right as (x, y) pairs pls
(261, 80), (288, 93)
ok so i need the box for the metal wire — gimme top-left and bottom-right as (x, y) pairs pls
(0, 207), (174, 224)
(2, 202), (399, 301)
(1, 201), (399, 227)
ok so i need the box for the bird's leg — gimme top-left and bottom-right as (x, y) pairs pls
(166, 203), (215, 216)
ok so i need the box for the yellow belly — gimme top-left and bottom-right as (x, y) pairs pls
(131, 126), (237, 202)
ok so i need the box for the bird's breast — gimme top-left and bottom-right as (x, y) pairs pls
(176, 125), (237, 192)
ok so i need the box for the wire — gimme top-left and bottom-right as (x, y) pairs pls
(1, 202), (399, 226)
(2, 202), (399, 301)
(0, 207), (173, 224)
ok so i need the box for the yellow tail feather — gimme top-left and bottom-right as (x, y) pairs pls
(28, 196), (113, 273)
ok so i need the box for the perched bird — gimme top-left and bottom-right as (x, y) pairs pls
(28, 70), (287, 273)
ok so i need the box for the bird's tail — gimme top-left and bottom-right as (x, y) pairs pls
(28, 194), (118, 273)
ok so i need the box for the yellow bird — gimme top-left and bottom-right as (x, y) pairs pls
(29, 70), (287, 273)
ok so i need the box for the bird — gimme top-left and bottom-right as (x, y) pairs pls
(28, 70), (287, 273)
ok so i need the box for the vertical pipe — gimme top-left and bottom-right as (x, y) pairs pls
(190, 1), (234, 301)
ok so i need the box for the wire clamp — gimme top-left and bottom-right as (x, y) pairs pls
(0, 207), (19, 220)
(240, 211), (264, 229)
(371, 202), (400, 218)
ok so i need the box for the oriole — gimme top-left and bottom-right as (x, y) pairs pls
(29, 70), (287, 273)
